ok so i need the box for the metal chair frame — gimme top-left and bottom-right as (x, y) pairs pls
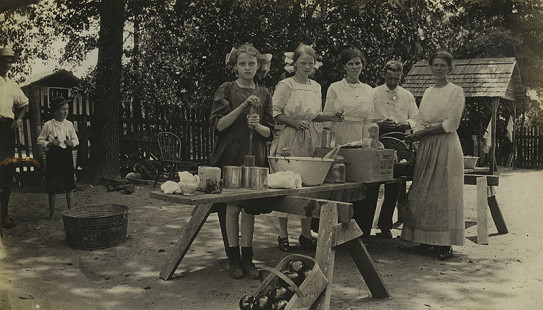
(153, 131), (198, 187)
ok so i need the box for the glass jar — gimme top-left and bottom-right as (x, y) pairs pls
(325, 155), (346, 183)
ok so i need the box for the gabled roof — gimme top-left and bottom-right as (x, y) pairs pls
(20, 69), (80, 89)
(403, 57), (526, 104)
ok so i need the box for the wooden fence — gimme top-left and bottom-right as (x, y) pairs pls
(14, 96), (213, 181)
(515, 125), (543, 169)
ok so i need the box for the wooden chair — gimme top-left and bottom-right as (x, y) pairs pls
(154, 132), (198, 187)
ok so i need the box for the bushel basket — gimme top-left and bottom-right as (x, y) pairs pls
(253, 254), (328, 309)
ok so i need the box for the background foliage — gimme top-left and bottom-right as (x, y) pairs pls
(2, 0), (542, 118)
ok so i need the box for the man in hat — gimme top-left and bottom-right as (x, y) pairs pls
(0, 47), (28, 230)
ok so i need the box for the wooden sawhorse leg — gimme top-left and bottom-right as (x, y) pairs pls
(487, 186), (508, 234)
(313, 202), (390, 310)
(476, 177), (509, 245)
(160, 203), (214, 280)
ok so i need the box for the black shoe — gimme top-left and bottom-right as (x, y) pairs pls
(227, 246), (244, 279)
(404, 243), (434, 254)
(241, 247), (259, 280)
(376, 228), (393, 239)
(277, 236), (290, 252)
(437, 246), (453, 260)
(298, 234), (317, 250)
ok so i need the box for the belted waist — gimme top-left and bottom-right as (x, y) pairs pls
(343, 116), (365, 123)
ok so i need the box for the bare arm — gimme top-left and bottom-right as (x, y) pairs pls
(11, 106), (27, 129)
(216, 95), (259, 132)
(412, 124), (445, 141)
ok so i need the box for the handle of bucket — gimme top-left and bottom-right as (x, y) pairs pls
(260, 266), (304, 298)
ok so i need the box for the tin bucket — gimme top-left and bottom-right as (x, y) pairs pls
(62, 204), (128, 250)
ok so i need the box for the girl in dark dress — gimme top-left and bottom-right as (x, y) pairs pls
(209, 44), (274, 279)
(37, 96), (79, 220)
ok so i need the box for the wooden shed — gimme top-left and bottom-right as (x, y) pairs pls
(403, 57), (526, 172)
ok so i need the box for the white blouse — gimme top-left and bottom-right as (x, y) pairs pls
(37, 119), (79, 149)
(323, 79), (374, 122)
(413, 83), (465, 133)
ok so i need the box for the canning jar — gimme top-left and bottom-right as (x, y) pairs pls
(325, 155), (346, 183)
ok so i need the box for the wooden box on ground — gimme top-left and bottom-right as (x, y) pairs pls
(339, 148), (395, 183)
(255, 254), (328, 309)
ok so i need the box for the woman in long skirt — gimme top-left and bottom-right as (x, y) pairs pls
(402, 51), (465, 260)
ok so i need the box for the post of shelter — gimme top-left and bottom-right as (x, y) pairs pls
(489, 98), (498, 173)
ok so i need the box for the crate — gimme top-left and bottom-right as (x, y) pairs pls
(339, 148), (395, 183)
(254, 254), (328, 309)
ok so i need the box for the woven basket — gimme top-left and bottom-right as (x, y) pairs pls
(254, 254), (328, 309)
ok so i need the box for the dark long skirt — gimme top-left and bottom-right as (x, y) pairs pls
(45, 146), (75, 194)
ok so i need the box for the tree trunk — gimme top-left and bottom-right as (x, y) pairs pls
(83, 0), (125, 183)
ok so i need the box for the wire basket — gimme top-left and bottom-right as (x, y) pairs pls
(380, 133), (415, 178)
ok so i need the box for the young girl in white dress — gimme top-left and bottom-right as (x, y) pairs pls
(271, 44), (343, 252)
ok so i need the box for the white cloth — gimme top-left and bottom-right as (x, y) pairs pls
(267, 171), (302, 189)
(0, 76), (28, 119)
(483, 120), (492, 154)
(323, 79), (374, 144)
(37, 119), (79, 149)
(373, 84), (418, 129)
(506, 117), (514, 142)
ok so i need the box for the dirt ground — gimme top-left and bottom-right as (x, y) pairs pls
(1, 169), (542, 310)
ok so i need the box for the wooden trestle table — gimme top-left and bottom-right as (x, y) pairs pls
(150, 181), (393, 309)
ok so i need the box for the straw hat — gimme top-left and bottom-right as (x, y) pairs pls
(49, 96), (69, 111)
(0, 47), (17, 63)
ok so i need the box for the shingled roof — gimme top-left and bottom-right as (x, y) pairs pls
(403, 57), (526, 104)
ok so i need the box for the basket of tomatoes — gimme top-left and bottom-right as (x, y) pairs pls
(239, 254), (328, 310)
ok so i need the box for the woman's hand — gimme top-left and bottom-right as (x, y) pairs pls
(411, 130), (424, 141)
(291, 120), (310, 130)
(247, 113), (260, 130)
(244, 95), (261, 109)
(52, 138), (61, 146)
(65, 140), (75, 148)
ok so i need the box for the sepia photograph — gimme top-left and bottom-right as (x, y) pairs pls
(1, 0), (542, 309)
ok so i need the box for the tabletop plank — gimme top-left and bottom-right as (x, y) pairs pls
(150, 182), (366, 205)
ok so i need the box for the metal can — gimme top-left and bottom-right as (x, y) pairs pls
(250, 167), (269, 189)
(242, 166), (251, 188)
(223, 166), (242, 188)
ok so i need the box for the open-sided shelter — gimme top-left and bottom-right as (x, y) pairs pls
(402, 57), (526, 172)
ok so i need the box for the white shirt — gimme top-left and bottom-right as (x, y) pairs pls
(0, 76), (28, 119)
(37, 119), (80, 149)
(373, 84), (418, 128)
(414, 83), (465, 133)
